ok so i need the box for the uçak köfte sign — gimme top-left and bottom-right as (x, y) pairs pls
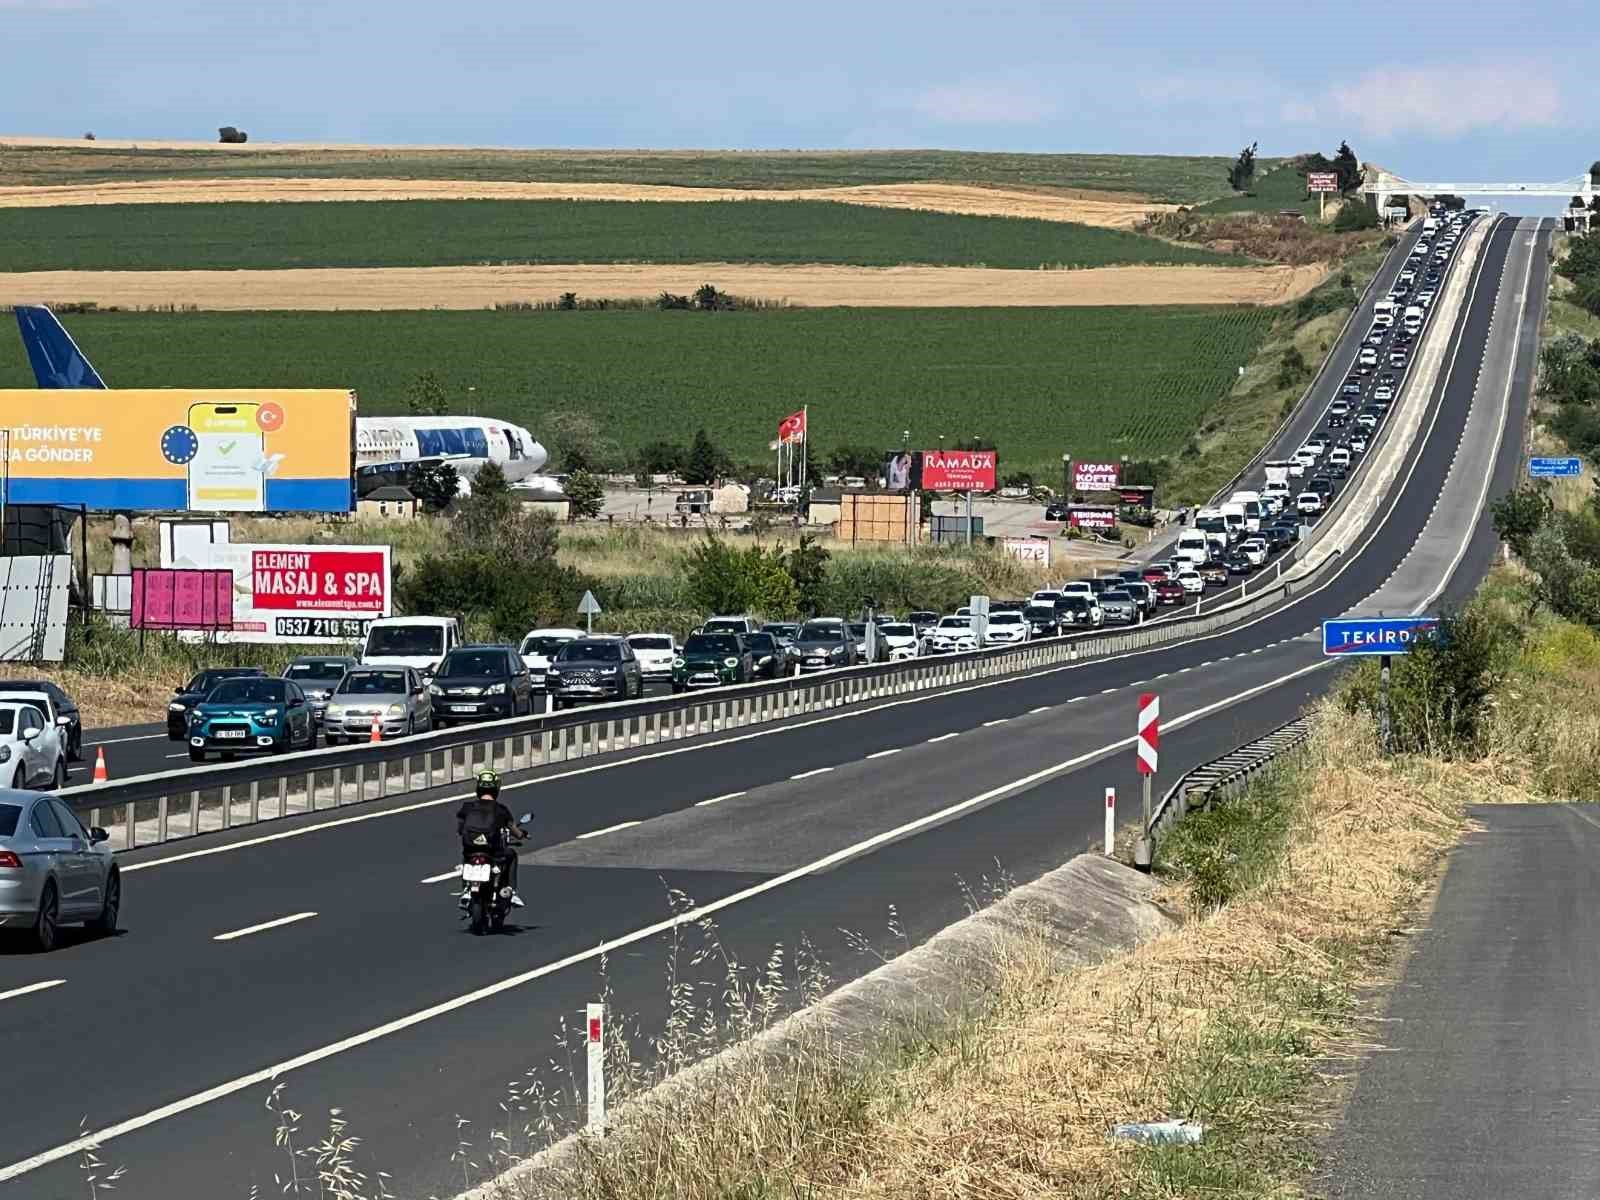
(919, 449), (997, 492)
(1072, 461), (1121, 492)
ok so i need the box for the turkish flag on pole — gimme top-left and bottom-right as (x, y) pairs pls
(778, 409), (807, 444)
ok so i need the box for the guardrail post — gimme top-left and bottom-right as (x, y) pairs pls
(303, 770), (315, 813)
(248, 780), (260, 824)
(188, 789), (200, 836)
(124, 801), (136, 850)
(222, 784), (234, 830)
(156, 794), (169, 843)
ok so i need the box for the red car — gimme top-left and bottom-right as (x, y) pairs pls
(1142, 565), (1172, 585)
(1154, 580), (1185, 606)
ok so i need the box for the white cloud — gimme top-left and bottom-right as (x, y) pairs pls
(1282, 61), (1565, 139)
(900, 80), (1060, 126)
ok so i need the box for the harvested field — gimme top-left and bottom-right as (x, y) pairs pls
(0, 261), (1326, 311)
(0, 178), (1174, 229)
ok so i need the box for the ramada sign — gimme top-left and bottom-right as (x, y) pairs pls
(920, 449), (997, 492)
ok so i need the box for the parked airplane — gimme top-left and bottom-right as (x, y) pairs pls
(12, 305), (557, 497)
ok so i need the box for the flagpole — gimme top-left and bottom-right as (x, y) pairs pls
(800, 406), (808, 508)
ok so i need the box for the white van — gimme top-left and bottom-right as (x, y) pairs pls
(1194, 508), (1230, 544)
(1175, 531), (1211, 565)
(361, 616), (461, 676)
(1372, 299), (1396, 327)
(1403, 305), (1424, 333)
(1219, 503), (1248, 540)
(1422, 217), (1438, 235)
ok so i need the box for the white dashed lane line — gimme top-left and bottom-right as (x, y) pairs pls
(865, 748), (903, 760)
(420, 868), (461, 884)
(927, 732), (959, 743)
(0, 980), (65, 1004)
(213, 913), (318, 942)
(789, 767), (834, 781)
(982, 719), (1008, 728)
(1029, 706), (1051, 714)
(695, 790), (748, 806)
(577, 820), (642, 839)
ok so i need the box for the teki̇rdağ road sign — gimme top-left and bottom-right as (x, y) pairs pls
(1322, 617), (1439, 656)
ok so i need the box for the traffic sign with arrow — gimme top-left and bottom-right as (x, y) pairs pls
(578, 589), (602, 632)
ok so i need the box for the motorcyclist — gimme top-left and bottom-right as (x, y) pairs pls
(457, 769), (527, 909)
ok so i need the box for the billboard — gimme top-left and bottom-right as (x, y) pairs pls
(130, 568), (234, 632)
(881, 450), (918, 491)
(1073, 461), (1121, 492)
(1000, 536), (1051, 566)
(161, 541), (392, 644)
(0, 389), (354, 513)
(1068, 506), (1118, 531)
(921, 449), (997, 492)
(1307, 172), (1339, 193)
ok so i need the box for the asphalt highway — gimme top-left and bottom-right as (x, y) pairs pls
(0, 216), (1548, 1200)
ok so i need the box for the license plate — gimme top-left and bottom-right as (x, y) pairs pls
(215, 729), (246, 739)
(451, 704), (477, 713)
(461, 862), (493, 883)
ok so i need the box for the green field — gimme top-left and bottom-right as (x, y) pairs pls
(0, 307), (1274, 477)
(1195, 164), (1319, 217)
(0, 145), (1273, 204)
(0, 199), (1242, 272)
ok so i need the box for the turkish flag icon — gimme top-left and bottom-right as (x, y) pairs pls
(256, 402), (285, 432)
(777, 409), (806, 444)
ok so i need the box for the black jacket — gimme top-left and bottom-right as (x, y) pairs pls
(458, 799), (517, 850)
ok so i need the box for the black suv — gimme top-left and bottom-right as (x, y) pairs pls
(547, 637), (644, 707)
(167, 667), (266, 739)
(429, 645), (534, 725)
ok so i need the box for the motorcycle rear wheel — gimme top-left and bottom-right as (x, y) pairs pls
(468, 896), (489, 935)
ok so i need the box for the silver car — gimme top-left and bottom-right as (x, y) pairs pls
(0, 792), (118, 951)
(1099, 589), (1140, 625)
(321, 666), (433, 744)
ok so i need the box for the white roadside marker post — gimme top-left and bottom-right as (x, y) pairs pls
(586, 1002), (606, 1138)
(1104, 786), (1116, 856)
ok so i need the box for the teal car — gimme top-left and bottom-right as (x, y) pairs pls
(187, 677), (317, 762)
(672, 633), (753, 692)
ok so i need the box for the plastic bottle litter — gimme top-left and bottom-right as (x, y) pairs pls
(1109, 1118), (1206, 1145)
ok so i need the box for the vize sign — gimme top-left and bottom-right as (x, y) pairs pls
(920, 449), (997, 492)
(1321, 616), (1439, 656)
(1073, 461), (1121, 492)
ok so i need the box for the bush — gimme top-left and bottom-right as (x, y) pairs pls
(684, 537), (798, 617)
(1332, 200), (1379, 232)
(217, 126), (248, 144)
(563, 468), (605, 520)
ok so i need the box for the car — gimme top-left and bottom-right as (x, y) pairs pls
(281, 656), (357, 729)
(1364, 328), (1385, 347)
(323, 666), (432, 743)
(1357, 348), (1379, 368)
(906, 611), (940, 635)
(983, 610), (1030, 646)
(1376, 372), (1397, 388)
(1327, 402), (1350, 428)
(1340, 381), (1362, 398)
(1373, 385), (1395, 403)
(1329, 447), (1352, 470)
(1356, 412), (1378, 430)
(1398, 270), (1416, 287)
(1099, 589), (1140, 624)
(1296, 492), (1324, 516)
(0, 700), (66, 790)
(1057, 581), (1096, 600)
(1223, 550), (1253, 575)
(701, 615), (761, 638)
(1350, 432), (1370, 453)
(1054, 594), (1104, 627)
(1175, 570), (1204, 596)
(846, 622), (877, 662)
(792, 619), (856, 673)
(876, 622), (921, 661)
(1308, 476), (1336, 501)
(1140, 565), (1172, 585)
(1287, 457), (1308, 478)
(760, 622), (799, 653)
(744, 631), (785, 679)
(361, 615), (461, 676)
(1261, 525), (1292, 552)
(924, 615), (981, 654)
(1417, 290), (1436, 308)
(1122, 580), (1157, 615)
(0, 792), (118, 951)
(1327, 457), (1349, 480)
(1044, 501), (1071, 521)
(186, 676), (317, 762)
(1303, 438), (1327, 457)
(1152, 579), (1185, 606)
(166, 667), (266, 739)
(1239, 539), (1268, 567)
(1198, 561), (1229, 587)
(430, 645), (536, 725)
(0, 681), (81, 762)
(519, 628), (586, 688)
(626, 633), (679, 682)
(549, 636), (646, 705)
(1268, 519), (1301, 544)
(1389, 351), (1409, 368)
(672, 631), (752, 690)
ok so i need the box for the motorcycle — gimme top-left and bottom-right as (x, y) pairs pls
(458, 812), (532, 935)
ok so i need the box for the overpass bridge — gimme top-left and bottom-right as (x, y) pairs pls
(1364, 169), (1592, 209)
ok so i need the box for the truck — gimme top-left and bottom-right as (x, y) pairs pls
(1372, 299), (1396, 327)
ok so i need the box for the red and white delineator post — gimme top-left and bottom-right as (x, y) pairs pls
(1134, 692), (1159, 870)
(1104, 786), (1116, 856)
(586, 1002), (606, 1137)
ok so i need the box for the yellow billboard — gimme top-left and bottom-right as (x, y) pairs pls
(0, 389), (354, 512)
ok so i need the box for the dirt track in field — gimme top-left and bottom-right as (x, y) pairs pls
(0, 177), (1174, 230)
(0, 262), (1326, 310)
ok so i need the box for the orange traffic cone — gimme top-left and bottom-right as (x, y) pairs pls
(92, 747), (108, 784)
(369, 714), (382, 743)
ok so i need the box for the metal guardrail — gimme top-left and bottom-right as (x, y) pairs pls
(1145, 716), (1314, 849)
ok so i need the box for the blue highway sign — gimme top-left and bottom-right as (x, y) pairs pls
(1322, 617), (1439, 656)
(1529, 456), (1582, 479)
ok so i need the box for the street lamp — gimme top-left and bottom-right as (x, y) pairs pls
(1061, 452), (1071, 500)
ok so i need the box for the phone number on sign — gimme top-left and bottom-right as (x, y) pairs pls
(273, 617), (373, 639)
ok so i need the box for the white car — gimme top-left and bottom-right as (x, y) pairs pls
(1329, 447), (1352, 469)
(0, 700), (66, 790)
(1056, 581), (1095, 599)
(1350, 433), (1370, 453)
(1239, 539), (1268, 567)
(1417, 290), (1436, 308)
(518, 627), (586, 686)
(1357, 348), (1379, 368)
(876, 622), (921, 661)
(1263, 482), (1292, 509)
(983, 611), (1030, 646)
(1296, 492), (1324, 516)
(1373, 385), (1394, 403)
(625, 632), (678, 682)
(1288, 458), (1308, 478)
(1176, 570), (1204, 596)
(924, 616), (980, 655)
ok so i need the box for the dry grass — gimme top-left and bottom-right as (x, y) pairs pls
(0, 261), (1327, 312)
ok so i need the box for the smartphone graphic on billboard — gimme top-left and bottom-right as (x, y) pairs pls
(186, 402), (265, 511)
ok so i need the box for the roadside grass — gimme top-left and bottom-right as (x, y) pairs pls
(1193, 163), (1320, 218)
(0, 306), (1275, 479)
(0, 198), (1243, 273)
(0, 145), (1259, 203)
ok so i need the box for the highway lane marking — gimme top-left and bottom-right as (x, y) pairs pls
(695, 790), (747, 806)
(1029, 706), (1050, 714)
(982, 719), (1008, 727)
(212, 912), (317, 942)
(865, 748), (903, 759)
(0, 980), (65, 1003)
(789, 767), (834, 780)
(420, 868), (462, 884)
(0, 653), (1337, 1187)
(578, 821), (642, 839)
(926, 732), (959, 743)
(87, 731), (169, 746)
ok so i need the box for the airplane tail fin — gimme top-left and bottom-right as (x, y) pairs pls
(14, 305), (108, 389)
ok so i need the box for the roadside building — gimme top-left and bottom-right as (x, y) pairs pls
(357, 486), (419, 521)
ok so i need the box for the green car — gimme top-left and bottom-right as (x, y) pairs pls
(672, 632), (753, 692)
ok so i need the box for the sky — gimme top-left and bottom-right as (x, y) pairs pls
(1, 0), (1593, 193)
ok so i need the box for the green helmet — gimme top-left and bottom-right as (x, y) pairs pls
(474, 769), (502, 799)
